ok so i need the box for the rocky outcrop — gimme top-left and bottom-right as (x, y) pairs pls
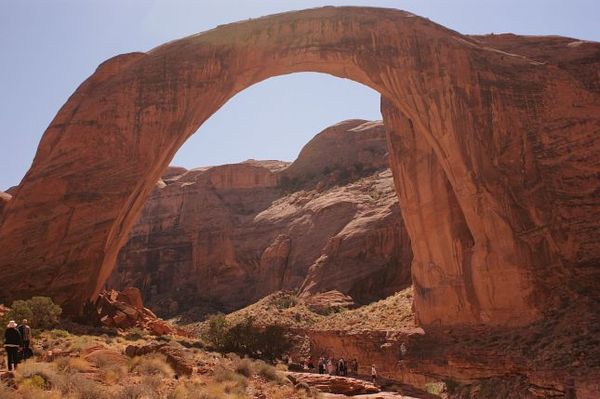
(108, 120), (412, 316)
(0, 7), (598, 332)
(95, 287), (183, 336)
(287, 372), (380, 395)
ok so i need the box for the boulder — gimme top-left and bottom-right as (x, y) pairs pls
(286, 372), (380, 395)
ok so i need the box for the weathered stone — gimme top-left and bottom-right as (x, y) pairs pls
(0, 191), (10, 217)
(286, 372), (380, 395)
(0, 7), (597, 330)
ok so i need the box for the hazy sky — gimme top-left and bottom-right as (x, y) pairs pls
(1, 1), (598, 190)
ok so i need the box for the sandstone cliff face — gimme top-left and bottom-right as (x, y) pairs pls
(108, 120), (412, 316)
(0, 7), (598, 330)
(0, 191), (11, 218)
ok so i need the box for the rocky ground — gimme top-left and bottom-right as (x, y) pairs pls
(0, 327), (422, 399)
(185, 286), (600, 398)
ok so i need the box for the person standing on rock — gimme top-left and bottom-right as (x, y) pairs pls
(4, 320), (22, 371)
(371, 364), (377, 384)
(338, 357), (346, 376)
(327, 358), (335, 375)
(351, 358), (358, 376)
(318, 357), (325, 374)
(17, 319), (32, 359)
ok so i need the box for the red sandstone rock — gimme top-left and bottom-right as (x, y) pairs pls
(108, 120), (411, 316)
(287, 372), (380, 395)
(0, 191), (11, 217)
(0, 7), (597, 332)
(96, 288), (178, 336)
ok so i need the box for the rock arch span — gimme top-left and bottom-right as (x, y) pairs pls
(1, 7), (599, 327)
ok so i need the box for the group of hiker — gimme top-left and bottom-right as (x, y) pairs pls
(3, 319), (32, 371)
(317, 356), (358, 377)
(286, 354), (378, 384)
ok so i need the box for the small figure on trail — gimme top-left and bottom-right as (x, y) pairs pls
(318, 357), (325, 374)
(4, 320), (22, 371)
(327, 358), (335, 375)
(351, 358), (359, 376)
(18, 319), (32, 360)
(371, 364), (377, 384)
(338, 357), (346, 376)
(307, 356), (315, 372)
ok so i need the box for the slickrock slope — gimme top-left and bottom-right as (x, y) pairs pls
(108, 120), (412, 317)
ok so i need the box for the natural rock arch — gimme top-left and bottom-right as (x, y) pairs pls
(1, 7), (599, 327)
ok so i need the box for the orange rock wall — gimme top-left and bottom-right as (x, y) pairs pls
(0, 8), (598, 328)
(109, 121), (412, 315)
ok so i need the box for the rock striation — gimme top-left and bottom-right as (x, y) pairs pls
(108, 120), (412, 316)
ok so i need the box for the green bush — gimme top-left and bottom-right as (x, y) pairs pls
(2, 296), (62, 330)
(203, 316), (293, 362)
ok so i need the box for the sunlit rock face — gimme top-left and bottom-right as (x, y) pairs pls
(0, 191), (11, 217)
(0, 7), (598, 328)
(108, 120), (412, 317)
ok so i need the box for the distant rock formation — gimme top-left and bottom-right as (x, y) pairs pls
(108, 120), (412, 317)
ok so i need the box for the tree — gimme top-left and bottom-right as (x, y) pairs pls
(1, 297), (62, 330)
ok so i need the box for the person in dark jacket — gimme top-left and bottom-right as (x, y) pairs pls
(4, 320), (23, 371)
(17, 319), (32, 359)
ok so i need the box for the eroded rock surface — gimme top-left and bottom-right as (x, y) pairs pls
(108, 120), (412, 316)
(96, 287), (184, 336)
(0, 7), (598, 331)
(0, 191), (11, 217)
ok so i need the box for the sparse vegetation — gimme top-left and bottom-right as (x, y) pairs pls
(1, 296), (62, 331)
(203, 314), (293, 361)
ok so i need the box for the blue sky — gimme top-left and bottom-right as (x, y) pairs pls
(1, 1), (598, 190)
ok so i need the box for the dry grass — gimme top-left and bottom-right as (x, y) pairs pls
(129, 354), (174, 378)
(190, 292), (326, 335)
(14, 360), (62, 391)
(2, 325), (323, 399)
(312, 287), (415, 332)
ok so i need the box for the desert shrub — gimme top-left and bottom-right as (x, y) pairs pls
(234, 357), (254, 377)
(193, 381), (246, 399)
(254, 360), (286, 384)
(124, 327), (145, 341)
(425, 381), (446, 395)
(69, 374), (110, 399)
(129, 354), (174, 378)
(14, 360), (63, 391)
(116, 384), (148, 399)
(272, 293), (298, 309)
(68, 335), (95, 352)
(54, 356), (92, 373)
(49, 329), (70, 338)
(1, 297), (62, 331)
(204, 316), (293, 361)
(205, 313), (230, 349)
(167, 380), (206, 399)
(214, 366), (248, 390)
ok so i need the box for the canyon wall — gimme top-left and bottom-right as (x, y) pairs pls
(108, 120), (412, 316)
